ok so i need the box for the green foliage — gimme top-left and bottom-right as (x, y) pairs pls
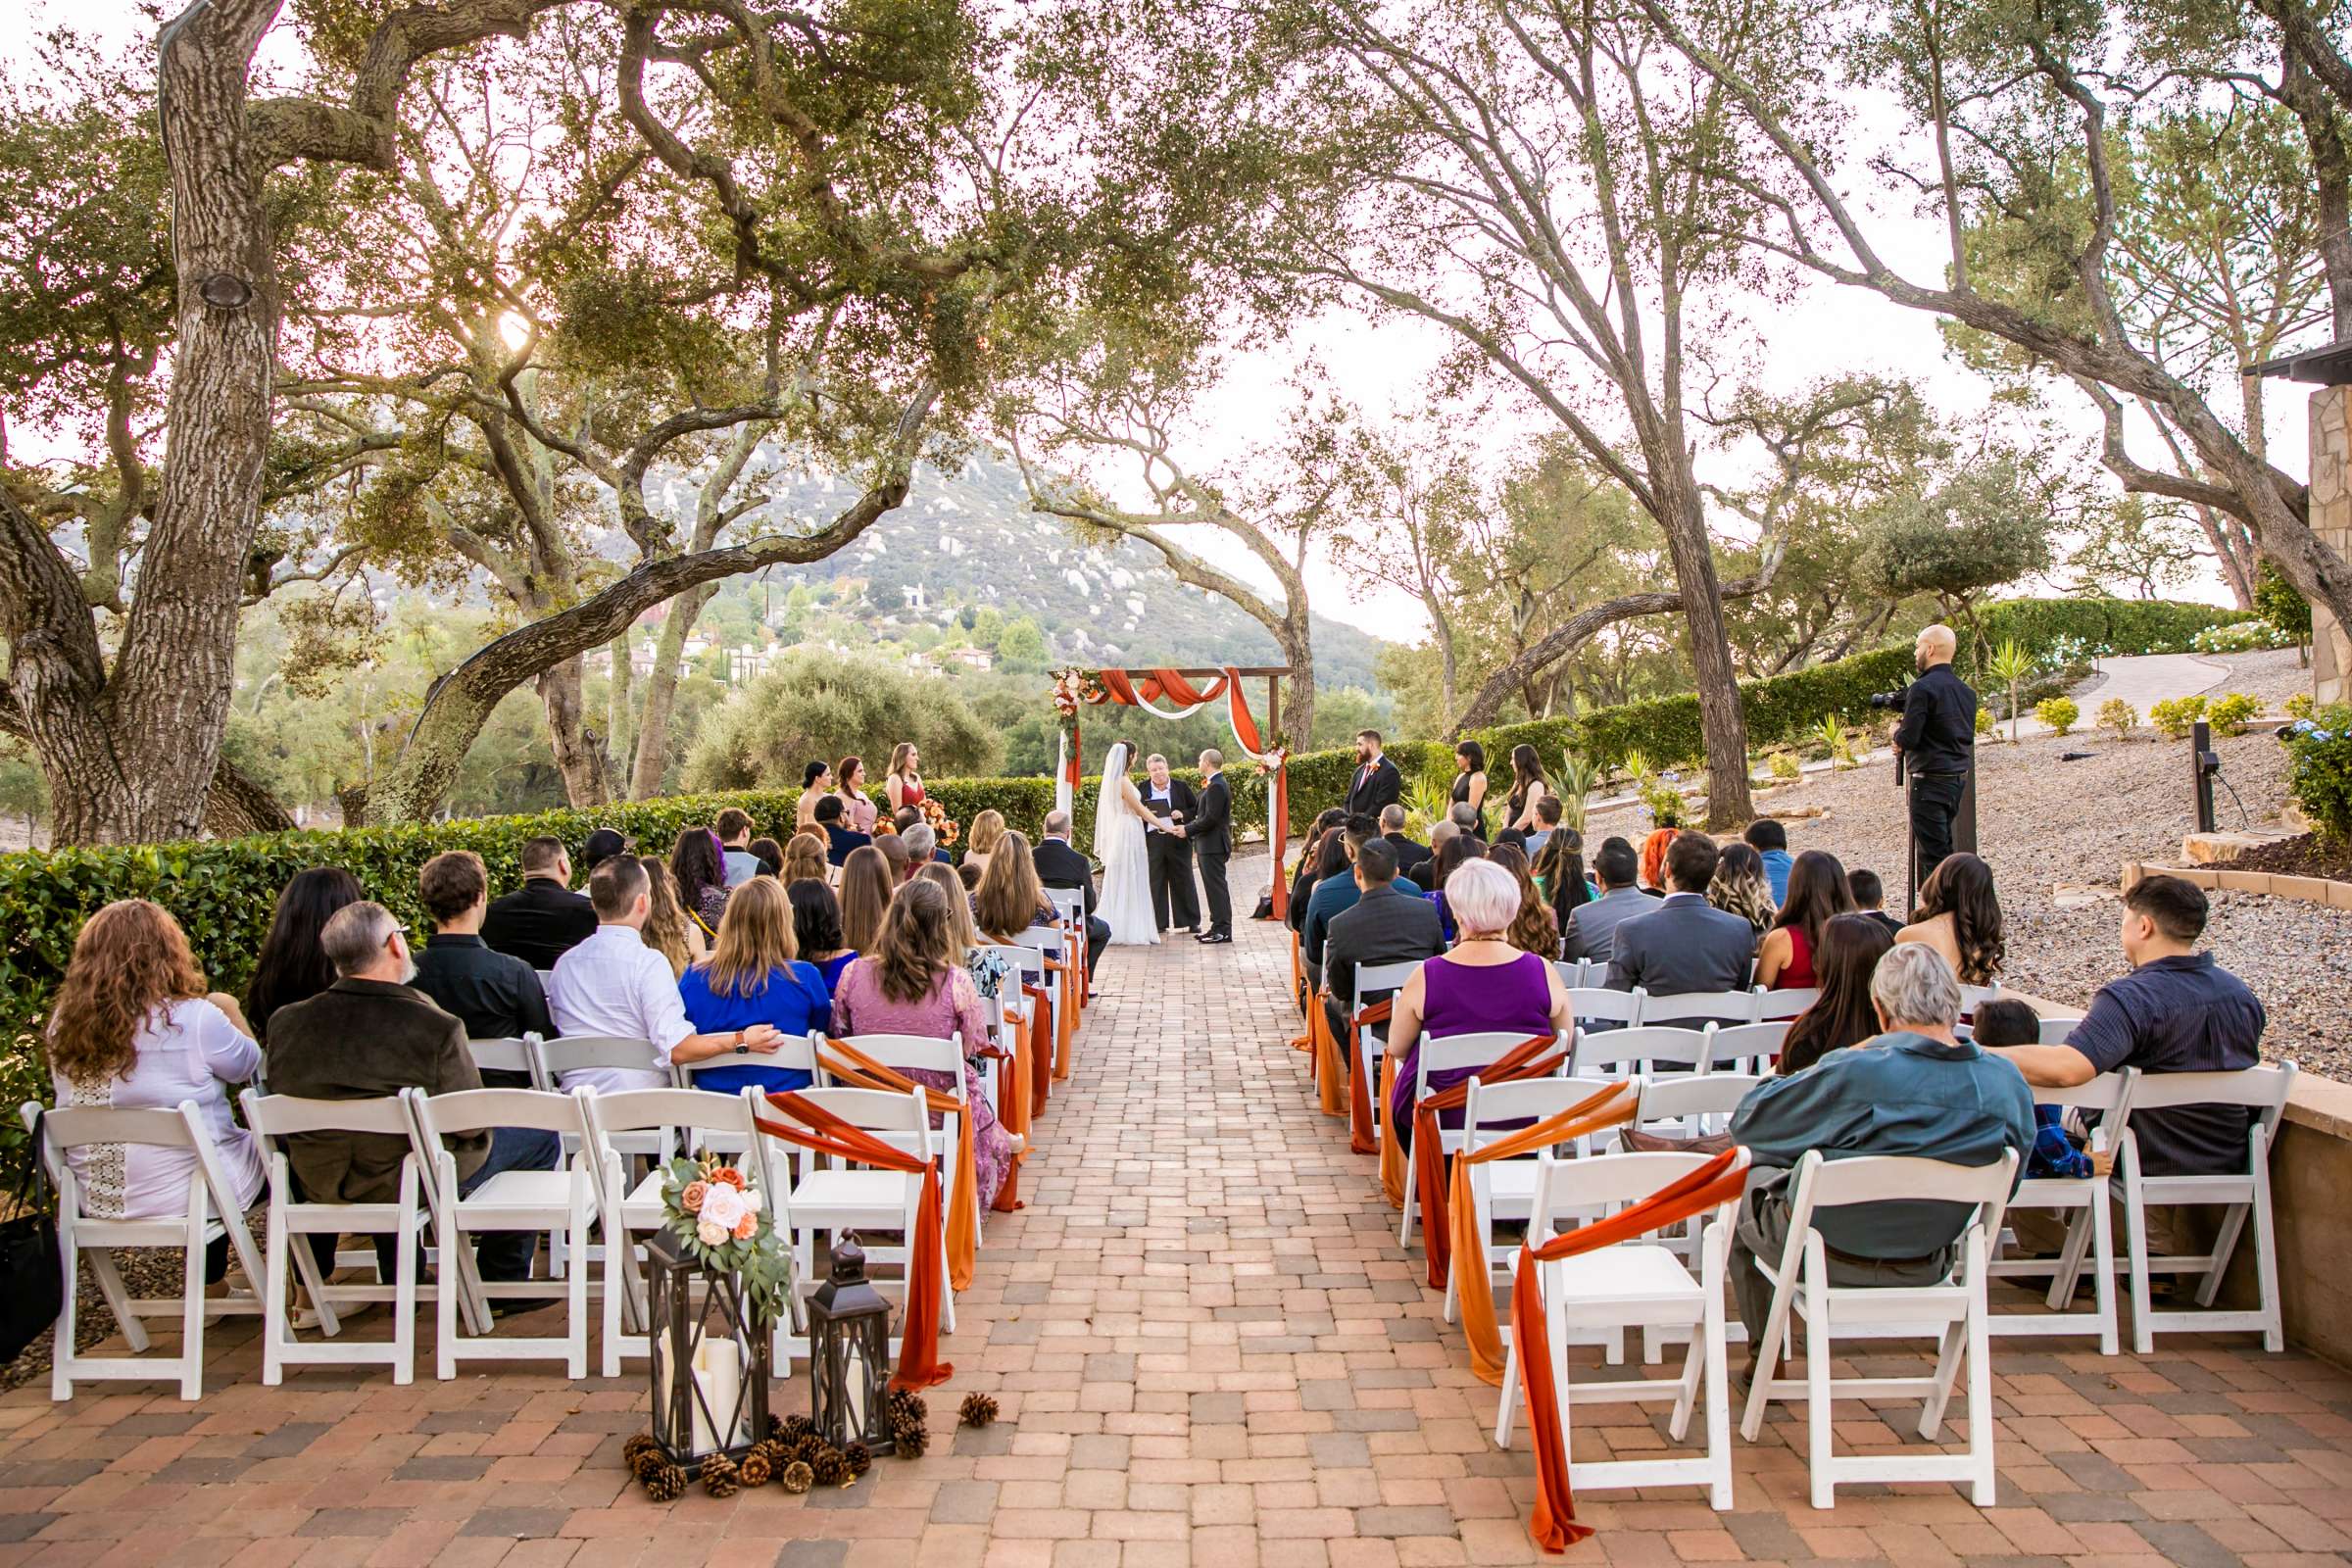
(1640, 777), (1688, 829)
(2190, 620), (2294, 654)
(1552, 753), (1597, 834)
(2206, 692), (2261, 737)
(2097, 699), (2138, 740)
(2281, 708), (2352, 845)
(1974, 706), (1994, 738)
(2149, 696), (2209, 740)
(1969, 599), (2253, 668)
(1816, 713), (1856, 768)
(2034, 697), (2080, 736)
(2286, 693), (2315, 721)
(1767, 752), (1801, 781)
(685, 653), (1003, 791)
(2257, 561), (2312, 643)
(1856, 458), (2055, 623)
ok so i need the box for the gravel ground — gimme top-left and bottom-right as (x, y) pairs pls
(1591, 649), (2352, 1079)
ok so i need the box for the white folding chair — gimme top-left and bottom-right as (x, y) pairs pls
(1631, 1071), (1763, 1145)
(239, 1090), (441, 1385)
(532, 1035), (664, 1092)
(1985, 1070), (2135, 1354)
(580, 1086), (763, 1376)
(1398, 1031), (1567, 1250)
(825, 1033), (972, 1251)
(674, 1032), (820, 1100)
(26, 1100), (267, 1401)
(1740, 1151), (2019, 1509)
(1494, 1151), (1741, 1512)
(1571, 1025), (1714, 1081)
(406, 1088), (595, 1379)
(2036, 1016), (2085, 1045)
(1749, 987), (1819, 1023)
(1640, 990), (1761, 1030)
(1551, 959), (1592, 990)
(1706, 1022), (1789, 1076)
(469, 1036), (550, 1090)
(1958, 982), (2004, 1018)
(2108, 1061), (2296, 1353)
(1348, 960), (1424, 1144)
(1445, 1075), (1622, 1327)
(1565, 987), (1644, 1028)
(1014, 926), (1072, 1067)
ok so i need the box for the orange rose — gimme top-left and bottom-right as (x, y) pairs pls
(709, 1166), (746, 1190)
(680, 1180), (709, 1213)
(733, 1211), (759, 1242)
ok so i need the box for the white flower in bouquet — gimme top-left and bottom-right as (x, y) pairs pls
(700, 1184), (748, 1231)
(697, 1218), (729, 1247)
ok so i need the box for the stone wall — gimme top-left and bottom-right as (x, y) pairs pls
(2316, 384), (2351, 706)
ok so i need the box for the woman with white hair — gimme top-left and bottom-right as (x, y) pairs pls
(1383, 858), (1574, 1150)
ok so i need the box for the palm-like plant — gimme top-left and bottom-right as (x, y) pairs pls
(1817, 712), (1854, 768)
(1403, 767), (1454, 838)
(1554, 751), (1598, 833)
(1986, 638), (2034, 744)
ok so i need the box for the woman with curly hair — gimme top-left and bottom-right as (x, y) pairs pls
(780, 832), (830, 886)
(1485, 842), (1560, 958)
(670, 826), (731, 937)
(638, 857), (704, 977)
(1706, 841), (1778, 943)
(1898, 851), (2004, 985)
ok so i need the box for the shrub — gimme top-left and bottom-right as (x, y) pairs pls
(2281, 709), (2352, 844)
(2149, 695), (2208, 740)
(1768, 752), (1801, 781)
(1640, 777), (1688, 828)
(2190, 620), (2294, 654)
(2207, 692), (2262, 737)
(2035, 696), (2079, 735)
(1974, 706), (1994, 738)
(1972, 597), (2254, 666)
(1816, 713), (1856, 768)
(2097, 699), (2137, 740)
(2286, 693), (2315, 721)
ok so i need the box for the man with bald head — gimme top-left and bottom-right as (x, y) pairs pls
(1894, 622), (1978, 890)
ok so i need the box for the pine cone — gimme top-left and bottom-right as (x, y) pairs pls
(808, 1446), (846, 1487)
(780, 1413), (817, 1443)
(737, 1449), (772, 1489)
(890, 1410), (929, 1459)
(842, 1441), (872, 1478)
(621, 1431), (660, 1468)
(765, 1413), (786, 1444)
(645, 1463), (687, 1502)
(754, 1438), (789, 1472)
(629, 1446), (667, 1482)
(699, 1453), (740, 1498)
(886, 1389), (927, 1426)
(784, 1435), (818, 1466)
(779, 1459), (814, 1494)
(959, 1392), (1000, 1428)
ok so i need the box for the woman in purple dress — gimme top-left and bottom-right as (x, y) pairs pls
(830, 877), (1011, 1205)
(1387, 858), (1574, 1148)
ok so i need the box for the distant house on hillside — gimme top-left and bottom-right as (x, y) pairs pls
(945, 647), (993, 671)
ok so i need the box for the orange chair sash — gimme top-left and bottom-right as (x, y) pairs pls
(1346, 1000), (1392, 1155)
(1409, 1034), (1568, 1287)
(818, 1038), (978, 1293)
(1022, 983), (1054, 1116)
(1379, 1055), (1408, 1208)
(1308, 995), (1348, 1118)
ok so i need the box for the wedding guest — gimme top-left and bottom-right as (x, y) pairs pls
(1034, 810), (1111, 978)
(1424, 831), (1486, 944)
(671, 826), (732, 936)
(1897, 851), (2003, 985)
(1494, 826), (1530, 854)
(918, 860), (1008, 1002)
(1847, 867), (1905, 937)
(780, 832), (829, 885)
(639, 856), (704, 976)
(874, 831), (913, 885)
(1561, 838), (1647, 964)
(549, 857), (772, 1093)
(1386, 859), (1574, 1152)
(676, 877), (828, 1095)
(1533, 825), (1592, 934)
(1757, 849), (1855, 990)
(1503, 744), (1551, 835)
(1744, 818), (1795, 905)
(1970, 999), (2092, 1181)
(1288, 811), (1347, 934)
(1450, 741), (1492, 840)
(957, 861), (983, 893)
(883, 742), (926, 812)
(1707, 841), (1778, 943)
(1486, 842), (1560, 958)
(788, 879), (858, 998)
(901, 822), (938, 873)
(1446, 801), (1486, 845)
(748, 837), (785, 878)
(1637, 827), (1678, 898)
(815, 794), (873, 865)
(1775, 913), (1893, 1075)
(48, 901), (265, 1281)
(1379, 804), (1432, 885)
(891, 806), (922, 833)
(795, 760), (834, 831)
(580, 827), (634, 875)
(1301, 825), (1368, 983)
(974, 830), (1057, 941)
(411, 851), (554, 1082)
(1606, 832), (1756, 1004)
(245, 866), (367, 1041)
(1526, 796), (1564, 858)
(482, 836), (597, 971)
(1320, 837), (1446, 1051)
(963, 810), (1006, 880)
(831, 878), (1011, 1205)
(270, 901), (563, 1283)
(717, 808), (762, 887)
(838, 845), (896, 954)
(1414, 819), (1459, 894)
(835, 755), (879, 833)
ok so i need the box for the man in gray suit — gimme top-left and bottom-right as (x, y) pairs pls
(1561, 838), (1651, 964)
(1320, 838), (1446, 1059)
(1606, 833), (1757, 1008)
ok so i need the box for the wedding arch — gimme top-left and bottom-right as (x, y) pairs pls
(1051, 665), (1296, 916)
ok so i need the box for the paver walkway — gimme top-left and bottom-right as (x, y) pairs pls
(4, 854), (2352, 1566)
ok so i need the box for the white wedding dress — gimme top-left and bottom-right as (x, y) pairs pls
(1095, 744), (1158, 946)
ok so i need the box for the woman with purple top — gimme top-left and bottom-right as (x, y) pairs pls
(1385, 858), (1574, 1150)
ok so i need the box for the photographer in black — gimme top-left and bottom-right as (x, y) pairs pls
(1883, 623), (1977, 891)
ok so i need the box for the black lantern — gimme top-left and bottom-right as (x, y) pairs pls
(646, 1227), (769, 1466)
(808, 1238), (894, 1453)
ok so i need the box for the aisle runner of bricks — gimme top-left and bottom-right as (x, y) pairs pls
(3, 846), (2352, 1565)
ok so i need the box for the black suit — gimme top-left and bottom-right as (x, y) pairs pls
(1320, 883), (1446, 1064)
(479, 877), (598, 972)
(1384, 832), (1432, 885)
(1033, 837), (1110, 977)
(1191, 772), (1235, 938)
(1345, 755), (1402, 819)
(1140, 776), (1201, 931)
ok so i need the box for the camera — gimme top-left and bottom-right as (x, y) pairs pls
(1866, 685), (1910, 711)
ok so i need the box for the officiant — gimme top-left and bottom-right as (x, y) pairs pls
(1142, 753), (1203, 936)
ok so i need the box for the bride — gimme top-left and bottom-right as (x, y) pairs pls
(1094, 742), (1158, 946)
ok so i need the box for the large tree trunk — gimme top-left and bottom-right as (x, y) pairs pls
(1660, 491), (1756, 829)
(630, 580), (716, 799)
(537, 654), (612, 808)
(606, 629), (636, 786)
(202, 756), (296, 838)
(1278, 613), (1315, 751)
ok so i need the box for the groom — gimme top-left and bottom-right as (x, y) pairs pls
(1141, 753), (1202, 935)
(1191, 750), (1234, 944)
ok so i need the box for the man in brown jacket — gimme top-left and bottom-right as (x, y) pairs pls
(265, 901), (560, 1281)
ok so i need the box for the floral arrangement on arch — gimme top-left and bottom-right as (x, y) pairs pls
(1251, 734), (1292, 777)
(1049, 667), (1102, 718)
(920, 795), (959, 849)
(662, 1153), (792, 1324)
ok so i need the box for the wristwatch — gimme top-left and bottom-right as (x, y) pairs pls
(732, 1030), (748, 1055)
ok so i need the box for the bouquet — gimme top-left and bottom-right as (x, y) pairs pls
(662, 1153), (792, 1324)
(921, 795), (960, 848)
(1050, 667), (1102, 717)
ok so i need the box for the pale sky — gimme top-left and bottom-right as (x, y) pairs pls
(8, 1), (2316, 648)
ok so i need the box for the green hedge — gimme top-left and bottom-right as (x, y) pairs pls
(1972, 598), (2252, 663)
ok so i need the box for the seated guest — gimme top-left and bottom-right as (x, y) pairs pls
(48, 901), (265, 1284)
(1897, 851), (2002, 985)
(916, 860), (1006, 1001)
(1848, 867), (1904, 937)
(1494, 827), (1530, 854)
(676, 877), (829, 1095)
(1526, 795), (1564, 858)
(1319, 836), (1445, 1053)
(1606, 832), (1757, 1005)
(974, 830), (1057, 942)
(483, 836), (597, 972)
(1423, 831), (1486, 944)
(815, 795), (873, 865)
(1707, 841), (1778, 942)
(1637, 827), (1677, 896)
(892, 805), (923, 834)
(1301, 824), (1368, 981)
(1745, 818), (1795, 905)
(411, 850), (554, 1085)
(957, 860), (983, 892)
(1386, 859), (1575, 1151)
(270, 902), (563, 1283)
(1533, 825), (1591, 921)
(795, 760), (834, 832)
(831, 879), (1012, 1206)
(580, 826), (633, 877)
(788, 879), (858, 998)
(1561, 837), (1646, 963)
(748, 837), (785, 878)
(639, 856), (703, 976)
(1970, 998), (2091, 1180)
(1775, 912), (1893, 1075)
(1412, 819), (1459, 894)
(962, 809), (1007, 880)
(874, 831), (912, 885)
(780, 832), (829, 885)
(1289, 808), (1348, 931)
(245, 866), (367, 1041)
(1446, 801), (1488, 851)
(900, 822), (938, 875)
(837, 845), (896, 954)
(1485, 842), (1559, 958)
(1756, 849), (1854, 990)
(1034, 809), (1111, 980)
(549, 858), (773, 1092)
(1727, 942), (2031, 1348)
(717, 808), (763, 887)
(671, 826), (732, 937)
(1380, 804), (1432, 885)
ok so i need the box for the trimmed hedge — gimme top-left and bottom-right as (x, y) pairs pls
(1973, 598), (2252, 663)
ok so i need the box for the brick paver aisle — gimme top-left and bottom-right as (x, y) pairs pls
(3, 846), (2351, 1566)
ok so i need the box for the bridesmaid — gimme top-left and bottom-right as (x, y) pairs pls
(884, 742), (926, 814)
(1450, 741), (1491, 839)
(835, 755), (879, 833)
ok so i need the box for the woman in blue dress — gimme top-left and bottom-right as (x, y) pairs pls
(675, 877), (831, 1094)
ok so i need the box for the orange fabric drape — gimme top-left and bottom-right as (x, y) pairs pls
(1307, 994), (1348, 1118)
(1446, 1085), (1641, 1384)
(1022, 983), (1054, 1116)
(754, 1091), (954, 1390)
(1514, 1148), (1752, 1553)
(1379, 1055), (1408, 1208)
(987, 1025), (1029, 1215)
(1290, 931), (1307, 1022)
(1346, 1001), (1392, 1155)
(817, 1038), (978, 1292)
(1409, 1035), (1569, 1289)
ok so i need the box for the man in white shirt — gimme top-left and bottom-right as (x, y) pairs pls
(548, 857), (779, 1092)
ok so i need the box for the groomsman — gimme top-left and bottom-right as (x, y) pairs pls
(1191, 751), (1234, 944)
(1344, 730), (1401, 818)
(1141, 753), (1202, 934)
